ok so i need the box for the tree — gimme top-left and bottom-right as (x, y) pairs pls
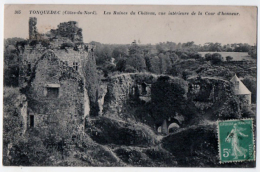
(4, 38), (27, 87)
(95, 45), (113, 66)
(156, 43), (168, 53)
(242, 76), (256, 104)
(125, 65), (137, 73)
(210, 53), (223, 64)
(205, 53), (212, 61)
(168, 52), (179, 63)
(129, 41), (142, 56)
(116, 58), (127, 72)
(190, 53), (203, 60)
(141, 44), (152, 56)
(126, 55), (146, 72)
(150, 76), (197, 125)
(158, 53), (172, 74)
(4, 49), (19, 87)
(234, 43), (250, 52)
(145, 55), (160, 74)
(127, 41), (146, 72)
(102, 63), (116, 77)
(182, 41), (194, 47)
(210, 43), (222, 52)
(5, 37), (26, 47)
(3, 88), (25, 165)
(226, 56), (233, 62)
(204, 52), (223, 64)
(112, 45), (128, 61)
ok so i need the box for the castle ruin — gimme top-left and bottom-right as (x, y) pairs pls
(18, 17), (94, 142)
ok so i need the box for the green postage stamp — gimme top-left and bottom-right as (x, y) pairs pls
(217, 119), (255, 163)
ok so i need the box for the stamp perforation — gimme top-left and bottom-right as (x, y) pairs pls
(217, 118), (255, 164)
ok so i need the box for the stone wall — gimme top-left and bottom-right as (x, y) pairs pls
(19, 48), (88, 88)
(187, 76), (231, 103)
(29, 17), (38, 40)
(187, 76), (244, 120)
(103, 73), (159, 120)
(50, 21), (83, 43)
(20, 94), (28, 135)
(25, 50), (88, 140)
(103, 73), (189, 132)
(19, 18), (90, 88)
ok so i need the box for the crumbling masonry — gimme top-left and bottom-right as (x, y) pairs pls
(19, 17), (94, 142)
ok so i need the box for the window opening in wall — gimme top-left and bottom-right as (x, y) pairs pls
(73, 62), (78, 71)
(47, 87), (59, 98)
(30, 115), (34, 128)
(141, 83), (147, 95)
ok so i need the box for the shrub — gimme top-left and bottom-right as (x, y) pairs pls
(205, 53), (212, 61)
(102, 63), (116, 77)
(125, 65), (137, 73)
(150, 76), (196, 125)
(116, 59), (126, 72)
(180, 53), (189, 59)
(4, 64), (19, 87)
(226, 56), (233, 62)
(190, 53), (203, 60)
(242, 107), (255, 118)
(162, 125), (218, 167)
(211, 53), (223, 64)
(169, 52), (179, 62)
(85, 117), (158, 146)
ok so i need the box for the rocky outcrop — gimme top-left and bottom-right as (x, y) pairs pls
(98, 83), (107, 115)
(85, 116), (159, 146)
(102, 73), (158, 120)
(102, 73), (191, 132)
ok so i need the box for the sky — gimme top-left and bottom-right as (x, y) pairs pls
(4, 5), (257, 45)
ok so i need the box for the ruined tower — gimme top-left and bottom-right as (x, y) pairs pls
(19, 18), (91, 139)
(29, 17), (38, 40)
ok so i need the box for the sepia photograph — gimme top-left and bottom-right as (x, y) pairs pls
(2, 4), (257, 168)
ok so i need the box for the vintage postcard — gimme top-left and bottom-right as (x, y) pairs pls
(2, 4), (257, 167)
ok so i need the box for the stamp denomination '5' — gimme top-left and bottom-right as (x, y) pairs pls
(218, 119), (255, 163)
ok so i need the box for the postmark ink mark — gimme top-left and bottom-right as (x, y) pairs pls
(217, 119), (255, 163)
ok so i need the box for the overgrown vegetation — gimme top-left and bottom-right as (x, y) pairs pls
(3, 36), (256, 166)
(85, 116), (159, 146)
(150, 76), (197, 126)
